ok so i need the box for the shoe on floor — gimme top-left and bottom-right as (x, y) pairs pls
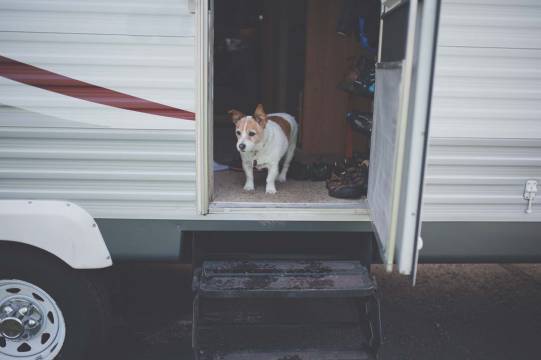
(310, 161), (333, 182)
(326, 159), (369, 199)
(289, 161), (312, 181)
(346, 111), (373, 135)
(338, 56), (375, 97)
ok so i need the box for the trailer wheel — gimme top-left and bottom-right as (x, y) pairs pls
(0, 246), (111, 360)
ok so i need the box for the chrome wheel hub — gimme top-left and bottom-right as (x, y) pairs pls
(0, 317), (24, 339)
(0, 298), (43, 340)
(0, 280), (65, 360)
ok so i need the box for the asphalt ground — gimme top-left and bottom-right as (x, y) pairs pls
(102, 263), (541, 360)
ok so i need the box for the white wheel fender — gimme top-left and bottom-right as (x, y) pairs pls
(0, 200), (112, 269)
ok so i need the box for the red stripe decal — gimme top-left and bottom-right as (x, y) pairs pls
(0, 55), (195, 120)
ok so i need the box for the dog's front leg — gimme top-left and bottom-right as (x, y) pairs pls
(242, 160), (255, 191)
(265, 164), (279, 194)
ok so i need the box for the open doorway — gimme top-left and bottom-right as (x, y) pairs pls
(211, 0), (381, 208)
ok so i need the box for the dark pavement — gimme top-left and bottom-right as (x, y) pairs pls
(103, 263), (541, 360)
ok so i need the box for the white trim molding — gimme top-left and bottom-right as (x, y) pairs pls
(195, 0), (211, 215)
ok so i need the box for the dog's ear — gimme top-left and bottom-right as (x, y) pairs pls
(254, 104), (267, 128)
(228, 109), (244, 124)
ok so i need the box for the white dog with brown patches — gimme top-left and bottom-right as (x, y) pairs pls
(229, 104), (298, 194)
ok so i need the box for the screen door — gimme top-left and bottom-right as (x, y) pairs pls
(368, 0), (441, 277)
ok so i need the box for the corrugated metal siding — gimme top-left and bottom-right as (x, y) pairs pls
(0, 0), (194, 36)
(425, 0), (541, 221)
(0, 127), (196, 219)
(0, 0), (197, 219)
(438, 0), (541, 49)
(0, 32), (196, 117)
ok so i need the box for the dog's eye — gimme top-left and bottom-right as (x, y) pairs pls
(236, 130), (241, 136)
(248, 131), (256, 137)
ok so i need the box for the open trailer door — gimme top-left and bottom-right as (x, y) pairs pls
(368, 0), (440, 278)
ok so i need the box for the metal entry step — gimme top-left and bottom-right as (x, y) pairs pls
(195, 260), (377, 298)
(199, 349), (375, 360)
(196, 322), (375, 360)
(192, 260), (382, 360)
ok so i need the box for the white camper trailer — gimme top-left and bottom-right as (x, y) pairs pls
(0, 0), (540, 358)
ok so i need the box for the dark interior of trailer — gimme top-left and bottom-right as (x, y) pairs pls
(212, 0), (382, 207)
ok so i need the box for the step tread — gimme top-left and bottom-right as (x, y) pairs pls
(197, 260), (376, 298)
(195, 323), (370, 350)
(198, 298), (362, 325)
(198, 349), (375, 360)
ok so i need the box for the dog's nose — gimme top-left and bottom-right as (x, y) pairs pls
(238, 143), (246, 150)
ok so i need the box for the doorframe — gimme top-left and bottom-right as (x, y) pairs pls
(194, 0), (371, 221)
(195, 0), (212, 215)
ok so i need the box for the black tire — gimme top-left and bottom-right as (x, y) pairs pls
(0, 244), (111, 359)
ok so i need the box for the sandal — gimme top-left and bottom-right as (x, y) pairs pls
(326, 158), (369, 199)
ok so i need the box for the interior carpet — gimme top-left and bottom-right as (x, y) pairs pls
(213, 170), (365, 206)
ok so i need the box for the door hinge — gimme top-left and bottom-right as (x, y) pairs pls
(523, 179), (537, 214)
